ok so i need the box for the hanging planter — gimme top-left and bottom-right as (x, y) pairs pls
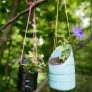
(48, 44), (76, 91)
(17, 51), (45, 92)
(17, 60), (38, 92)
(17, 2), (45, 92)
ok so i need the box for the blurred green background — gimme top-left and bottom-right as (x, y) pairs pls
(0, 0), (92, 92)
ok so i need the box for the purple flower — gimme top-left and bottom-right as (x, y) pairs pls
(72, 27), (84, 39)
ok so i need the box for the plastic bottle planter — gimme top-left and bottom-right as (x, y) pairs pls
(17, 65), (38, 92)
(48, 44), (76, 91)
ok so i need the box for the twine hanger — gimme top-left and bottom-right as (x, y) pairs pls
(54, 0), (70, 49)
(54, 0), (59, 49)
(64, 0), (70, 39)
(20, 1), (37, 64)
(32, 10), (38, 64)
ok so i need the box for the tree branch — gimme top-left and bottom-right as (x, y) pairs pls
(0, 0), (48, 57)
(0, 0), (48, 31)
(33, 78), (48, 92)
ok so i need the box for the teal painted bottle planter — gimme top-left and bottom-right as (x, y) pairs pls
(48, 44), (76, 91)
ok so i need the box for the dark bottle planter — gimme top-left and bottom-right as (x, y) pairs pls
(17, 65), (38, 92)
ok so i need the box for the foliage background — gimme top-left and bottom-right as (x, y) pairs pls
(0, 0), (92, 92)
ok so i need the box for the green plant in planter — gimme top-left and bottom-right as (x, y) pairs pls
(59, 46), (70, 62)
(50, 27), (84, 65)
(22, 51), (46, 73)
(61, 27), (84, 59)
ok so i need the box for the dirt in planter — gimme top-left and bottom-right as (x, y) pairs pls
(49, 58), (64, 65)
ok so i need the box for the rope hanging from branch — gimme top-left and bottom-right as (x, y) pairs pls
(20, 2), (34, 63)
(54, 0), (59, 49)
(32, 10), (38, 64)
(32, 0), (38, 64)
(64, 0), (70, 40)
(54, 0), (70, 49)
